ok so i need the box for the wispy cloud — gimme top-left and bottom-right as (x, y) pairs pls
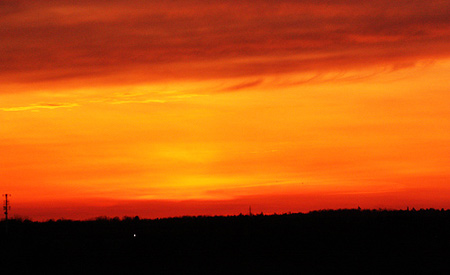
(0, 0), (448, 86)
(109, 99), (166, 105)
(88, 91), (169, 105)
(220, 80), (263, 92)
(0, 102), (79, 112)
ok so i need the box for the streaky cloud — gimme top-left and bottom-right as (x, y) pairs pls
(0, 0), (448, 87)
(0, 102), (79, 111)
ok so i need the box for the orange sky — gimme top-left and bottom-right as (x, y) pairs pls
(1, 0), (450, 220)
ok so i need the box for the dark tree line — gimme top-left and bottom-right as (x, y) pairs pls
(1, 209), (450, 274)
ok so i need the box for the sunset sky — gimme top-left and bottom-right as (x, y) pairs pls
(1, 0), (449, 220)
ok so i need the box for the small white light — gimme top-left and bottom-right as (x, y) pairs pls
(133, 234), (136, 237)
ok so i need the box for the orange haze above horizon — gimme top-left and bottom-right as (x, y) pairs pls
(1, 0), (450, 220)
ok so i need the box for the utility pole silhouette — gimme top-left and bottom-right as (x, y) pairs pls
(249, 205), (252, 216)
(3, 194), (11, 234)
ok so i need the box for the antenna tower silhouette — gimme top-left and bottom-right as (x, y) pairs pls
(3, 194), (11, 234)
(3, 194), (10, 221)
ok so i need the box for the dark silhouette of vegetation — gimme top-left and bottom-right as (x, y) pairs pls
(1, 209), (450, 274)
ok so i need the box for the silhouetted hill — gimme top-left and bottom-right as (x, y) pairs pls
(1, 209), (450, 274)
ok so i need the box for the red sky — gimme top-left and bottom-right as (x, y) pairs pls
(1, 0), (450, 220)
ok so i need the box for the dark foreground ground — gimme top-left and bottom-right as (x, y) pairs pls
(1, 209), (450, 274)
